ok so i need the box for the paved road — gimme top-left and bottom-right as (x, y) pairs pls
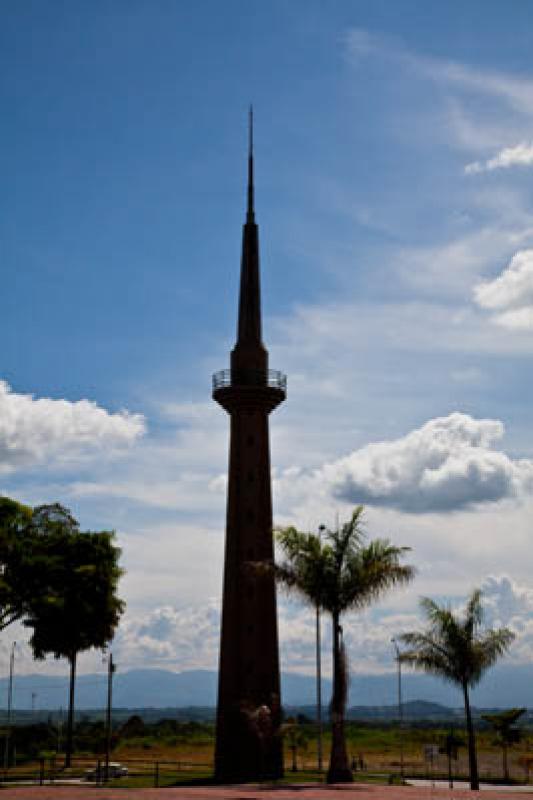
(3, 783), (533, 799)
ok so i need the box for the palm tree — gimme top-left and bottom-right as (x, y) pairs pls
(399, 590), (515, 790)
(281, 717), (308, 772)
(481, 708), (525, 782)
(275, 506), (414, 783)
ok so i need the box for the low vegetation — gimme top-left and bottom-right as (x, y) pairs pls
(4, 714), (533, 786)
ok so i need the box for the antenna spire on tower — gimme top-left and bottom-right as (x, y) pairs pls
(247, 105), (255, 221)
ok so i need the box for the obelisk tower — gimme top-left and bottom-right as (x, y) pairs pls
(212, 111), (286, 782)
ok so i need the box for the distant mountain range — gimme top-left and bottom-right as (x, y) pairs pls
(1, 663), (532, 712)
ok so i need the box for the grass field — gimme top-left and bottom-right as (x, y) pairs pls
(3, 722), (532, 789)
(110, 722), (533, 786)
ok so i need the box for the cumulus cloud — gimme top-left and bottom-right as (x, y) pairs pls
(474, 249), (533, 329)
(476, 576), (533, 665)
(481, 575), (533, 627)
(114, 601), (221, 669)
(111, 597), (419, 677)
(0, 380), (145, 474)
(466, 142), (533, 174)
(275, 413), (533, 515)
(326, 413), (533, 512)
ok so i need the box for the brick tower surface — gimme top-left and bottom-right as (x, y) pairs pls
(212, 112), (286, 782)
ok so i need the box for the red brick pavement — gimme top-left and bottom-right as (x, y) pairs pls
(3, 784), (533, 800)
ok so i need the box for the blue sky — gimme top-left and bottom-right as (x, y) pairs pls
(4, 1), (533, 689)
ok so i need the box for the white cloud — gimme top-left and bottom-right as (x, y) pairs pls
(397, 226), (520, 297)
(65, 401), (228, 511)
(110, 597), (420, 677)
(276, 413), (533, 514)
(114, 601), (221, 670)
(474, 249), (533, 329)
(466, 142), (533, 174)
(6, 578), (533, 678)
(475, 576), (533, 665)
(481, 575), (533, 627)
(0, 380), (145, 474)
(346, 28), (533, 117)
(70, 473), (223, 512)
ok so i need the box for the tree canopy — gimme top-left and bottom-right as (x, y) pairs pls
(0, 496), (35, 630)
(276, 507), (414, 615)
(400, 589), (515, 790)
(25, 506), (124, 660)
(400, 590), (515, 687)
(481, 708), (525, 781)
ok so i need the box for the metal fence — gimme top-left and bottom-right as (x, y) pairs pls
(0, 755), (213, 788)
(1, 748), (532, 788)
(212, 368), (287, 392)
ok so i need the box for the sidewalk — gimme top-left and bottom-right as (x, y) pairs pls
(3, 782), (533, 799)
(408, 781), (533, 794)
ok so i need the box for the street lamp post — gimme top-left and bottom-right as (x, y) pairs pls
(4, 642), (16, 772)
(57, 707), (63, 754)
(391, 638), (404, 782)
(316, 602), (322, 772)
(104, 653), (116, 783)
(316, 524), (326, 773)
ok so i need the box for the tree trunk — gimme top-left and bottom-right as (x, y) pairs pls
(462, 681), (479, 790)
(503, 742), (509, 782)
(326, 611), (352, 784)
(65, 651), (77, 768)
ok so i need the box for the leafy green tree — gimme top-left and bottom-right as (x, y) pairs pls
(482, 707), (525, 781)
(0, 496), (34, 630)
(119, 714), (146, 740)
(399, 590), (515, 790)
(275, 506), (414, 783)
(24, 504), (125, 767)
(281, 716), (308, 772)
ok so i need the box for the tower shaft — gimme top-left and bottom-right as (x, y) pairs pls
(212, 115), (285, 781)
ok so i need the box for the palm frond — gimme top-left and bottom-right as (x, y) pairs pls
(275, 512), (414, 615)
(274, 527), (330, 607)
(465, 588), (483, 637)
(468, 627), (516, 685)
(339, 540), (415, 612)
(399, 589), (515, 690)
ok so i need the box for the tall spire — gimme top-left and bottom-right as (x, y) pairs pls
(247, 105), (255, 221)
(231, 105), (266, 372)
(212, 110), (286, 783)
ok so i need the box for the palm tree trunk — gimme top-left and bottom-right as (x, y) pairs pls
(65, 651), (77, 768)
(327, 612), (352, 784)
(462, 681), (479, 790)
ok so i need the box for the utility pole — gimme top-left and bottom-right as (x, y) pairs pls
(104, 653), (115, 782)
(391, 639), (404, 782)
(4, 642), (16, 772)
(316, 524), (325, 773)
(447, 726), (454, 790)
(57, 707), (63, 754)
(31, 692), (37, 717)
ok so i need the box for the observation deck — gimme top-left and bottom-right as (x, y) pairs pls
(212, 368), (287, 413)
